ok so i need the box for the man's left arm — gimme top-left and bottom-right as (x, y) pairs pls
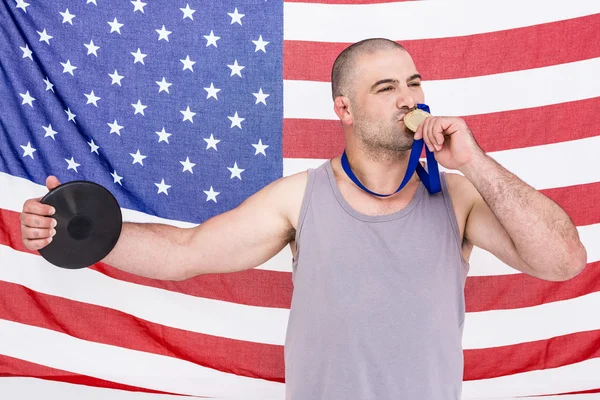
(416, 116), (588, 281)
(460, 152), (587, 281)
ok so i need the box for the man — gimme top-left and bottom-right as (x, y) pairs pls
(20, 38), (587, 399)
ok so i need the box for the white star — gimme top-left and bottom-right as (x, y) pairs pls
(156, 127), (171, 143)
(20, 44), (33, 60)
(228, 111), (244, 129)
(252, 139), (269, 156)
(131, 99), (147, 116)
(84, 40), (100, 56)
(156, 25), (171, 41)
(180, 157), (195, 173)
(130, 149), (147, 165)
(60, 8), (75, 24)
(252, 35), (269, 53)
(65, 108), (76, 123)
(111, 170), (123, 186)
(204, 82), (220, 100)
(180, 55), (195, 72)
(107, 119), (124, 135)
(37, 29), (53, 45)
(180, 4), (196, 20)
(204, 30), (220, 47)
(109, 70), (124, 86)
(42, 124), (57, 140)
(20, 142), (36, 158)
(61, 59), (77, 75)
(204, 186), (220, 203)
(43, 77), (54, 92)
(19, 91), (35, 107)
(108, 18), (124, 34)
(227, 59), (245, 77)
(15, 0), (30, 13)
(131, 0), (146, 13)
(84, 90), (101, 107)
(156, 77), (172, 93)
(65, 157), (80, 172)
(87, 0), (97, 5)
(155, 179), (171, 195)
(88, 139), (99, 154)
(228, 8), (245, 25)
(204, 133), (220, 150)
(180, 106), (196, 123)
(253, 88), (270, 105)
(131, 48), (147, 64)
(228, 162), (245, 180)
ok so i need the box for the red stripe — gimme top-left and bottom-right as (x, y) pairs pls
(538, 388), (600, 396)
(466, 261), (600, 313)
(0, 208), (293, 309)
(464, 329), (600, 381)
(283, 14), (600, 82)
(1, 279), (599, 386)
(0, 281), (285, 383)
(539, 181), (600, 228)
(283, 96), (600, 159)
(0, 354), (190, 396)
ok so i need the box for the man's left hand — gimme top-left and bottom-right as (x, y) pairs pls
(413, 116), (484, 171)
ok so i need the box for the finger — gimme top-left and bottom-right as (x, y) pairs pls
(422, 117), (435, 152)
(23, 198), (55, 216)
(20, 213), (57, 229)
(431, 119), (445, 150)
(413, 118), (423, 140)
(21, 226), (56, 241)
(23, 237), (54, 251)
(46, 176), (61, 191)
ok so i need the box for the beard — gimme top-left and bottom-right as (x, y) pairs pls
(352, 109), (415, 159)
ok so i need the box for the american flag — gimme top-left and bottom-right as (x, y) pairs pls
(0, 0), (599, 398)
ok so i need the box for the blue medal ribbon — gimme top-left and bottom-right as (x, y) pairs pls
(341, 103), (441, 197)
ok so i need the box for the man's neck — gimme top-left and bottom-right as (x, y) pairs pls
(342, 147), (418, 196)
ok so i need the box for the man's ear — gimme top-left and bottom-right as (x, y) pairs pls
(333, 96), (353, 125)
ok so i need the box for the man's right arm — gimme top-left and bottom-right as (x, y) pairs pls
(21, 173), (307, 280)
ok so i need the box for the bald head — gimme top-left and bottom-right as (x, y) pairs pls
(331, 38), (407, 101)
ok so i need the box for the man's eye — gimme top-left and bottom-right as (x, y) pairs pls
(409, 82), (421, 87)
(379, 87), (393, 92)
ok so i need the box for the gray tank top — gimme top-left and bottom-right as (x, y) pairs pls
(285, 160), (469, 400)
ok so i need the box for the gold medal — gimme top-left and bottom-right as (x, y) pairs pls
(403, 109), (430, 132)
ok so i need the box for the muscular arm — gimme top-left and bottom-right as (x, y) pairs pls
(460, 152), (587, 281)
(102, 173), (306, 281)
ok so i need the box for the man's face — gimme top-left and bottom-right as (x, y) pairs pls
(350, 49), (425, 153)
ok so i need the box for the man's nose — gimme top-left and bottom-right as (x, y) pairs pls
(396, 88), (416, 110)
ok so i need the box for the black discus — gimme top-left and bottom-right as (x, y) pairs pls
(39, 180), (122, 269)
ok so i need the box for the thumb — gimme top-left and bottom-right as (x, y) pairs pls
(46, 176), (61, 191)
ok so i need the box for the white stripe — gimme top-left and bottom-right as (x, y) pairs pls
(284, 0), (600, 42)
(282, 136), (600, 190)
(462, 358), (600, 398)
(0, 173), (195, 228)
(463, 290), (600, 349)
(468, 223), (599, 276)
(0, 320), (284, 398)
(0, 247), (288, 345)
(0, 378), (195, 400)
(2, 378), (600, 400)
(283, 58), (600, 120)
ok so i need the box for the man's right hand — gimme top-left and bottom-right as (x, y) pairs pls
(20, 176), (61, 251)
